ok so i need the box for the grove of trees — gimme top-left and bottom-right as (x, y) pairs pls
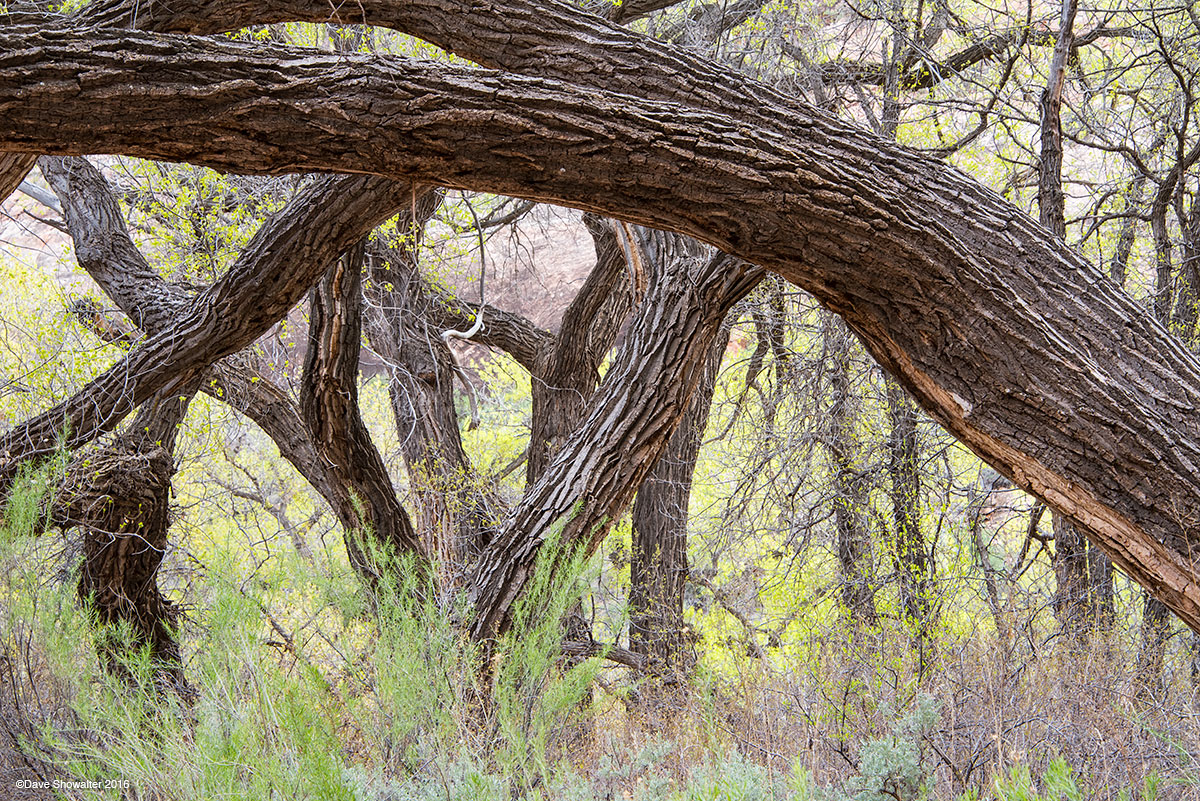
(2, 0), (1200, 797)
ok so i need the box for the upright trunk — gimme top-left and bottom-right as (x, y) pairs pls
(362, 194), (497, 572)
(1138, 175), (1183, 683)
(1036, 0), (1098, 641)
(825, 314), (878, 627)
(1108, 174), (1146, 288)
(66, 384), (198, 695)
(886, 380), (932, 647)
(1052, 512), (1092, 634)
(1138, 597), (1172, 693)
(879, 19), (933, 647)
(1172, 196), (1200, 346)
(629, 324), (727, 679)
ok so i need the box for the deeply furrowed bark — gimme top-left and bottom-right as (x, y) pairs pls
(469, 253), (763, 640)
(301, 243), (428, 579)
(4, 21), (1200, 633)
(526, 214), (634, 486)
(62, 385), (197, 695)
(37, 156), (425, 570)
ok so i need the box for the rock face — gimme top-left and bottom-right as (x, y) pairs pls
(465, 204), (598, 334)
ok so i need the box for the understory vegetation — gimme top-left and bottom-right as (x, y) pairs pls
(0, 315), (1198, 799)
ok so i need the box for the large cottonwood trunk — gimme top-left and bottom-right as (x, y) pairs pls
(63, 386), (197, 694)
(467, 253), (763, 641)
(6, 5), (1200, 633)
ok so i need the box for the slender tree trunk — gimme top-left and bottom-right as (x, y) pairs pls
(886, 381), (932, 647)
(878, 25), (934, 649)
(1035, 0), (1096, 642)
(825, 314), (878, 627)
(1172, 198), (1200, 346)
(361, 193), (498, 574)
(1137, 174), (1184, 684)
(630, 324), (727, 679)
(1108, 174), (1146, 288)
(1138, 597), (1172, 694)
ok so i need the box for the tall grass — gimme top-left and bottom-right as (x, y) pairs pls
(2, 457), (1198, 800)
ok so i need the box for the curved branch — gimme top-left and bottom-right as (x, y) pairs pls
(5, 22), (1200, 632)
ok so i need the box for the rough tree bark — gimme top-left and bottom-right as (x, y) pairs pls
(6, 7), (1200, 634)
(37, 156), (427, 579)
(0, 154), (36, 207)
(526, 214), (635, 485)
(61, 384), (197, 695)
(301, 241), (429, 584)
(468, 251), (763, 641)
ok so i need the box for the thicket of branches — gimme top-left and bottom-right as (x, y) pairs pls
(2, 0), (1200, 798)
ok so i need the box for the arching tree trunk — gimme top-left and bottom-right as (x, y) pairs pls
(8, 4), (1200, 636)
